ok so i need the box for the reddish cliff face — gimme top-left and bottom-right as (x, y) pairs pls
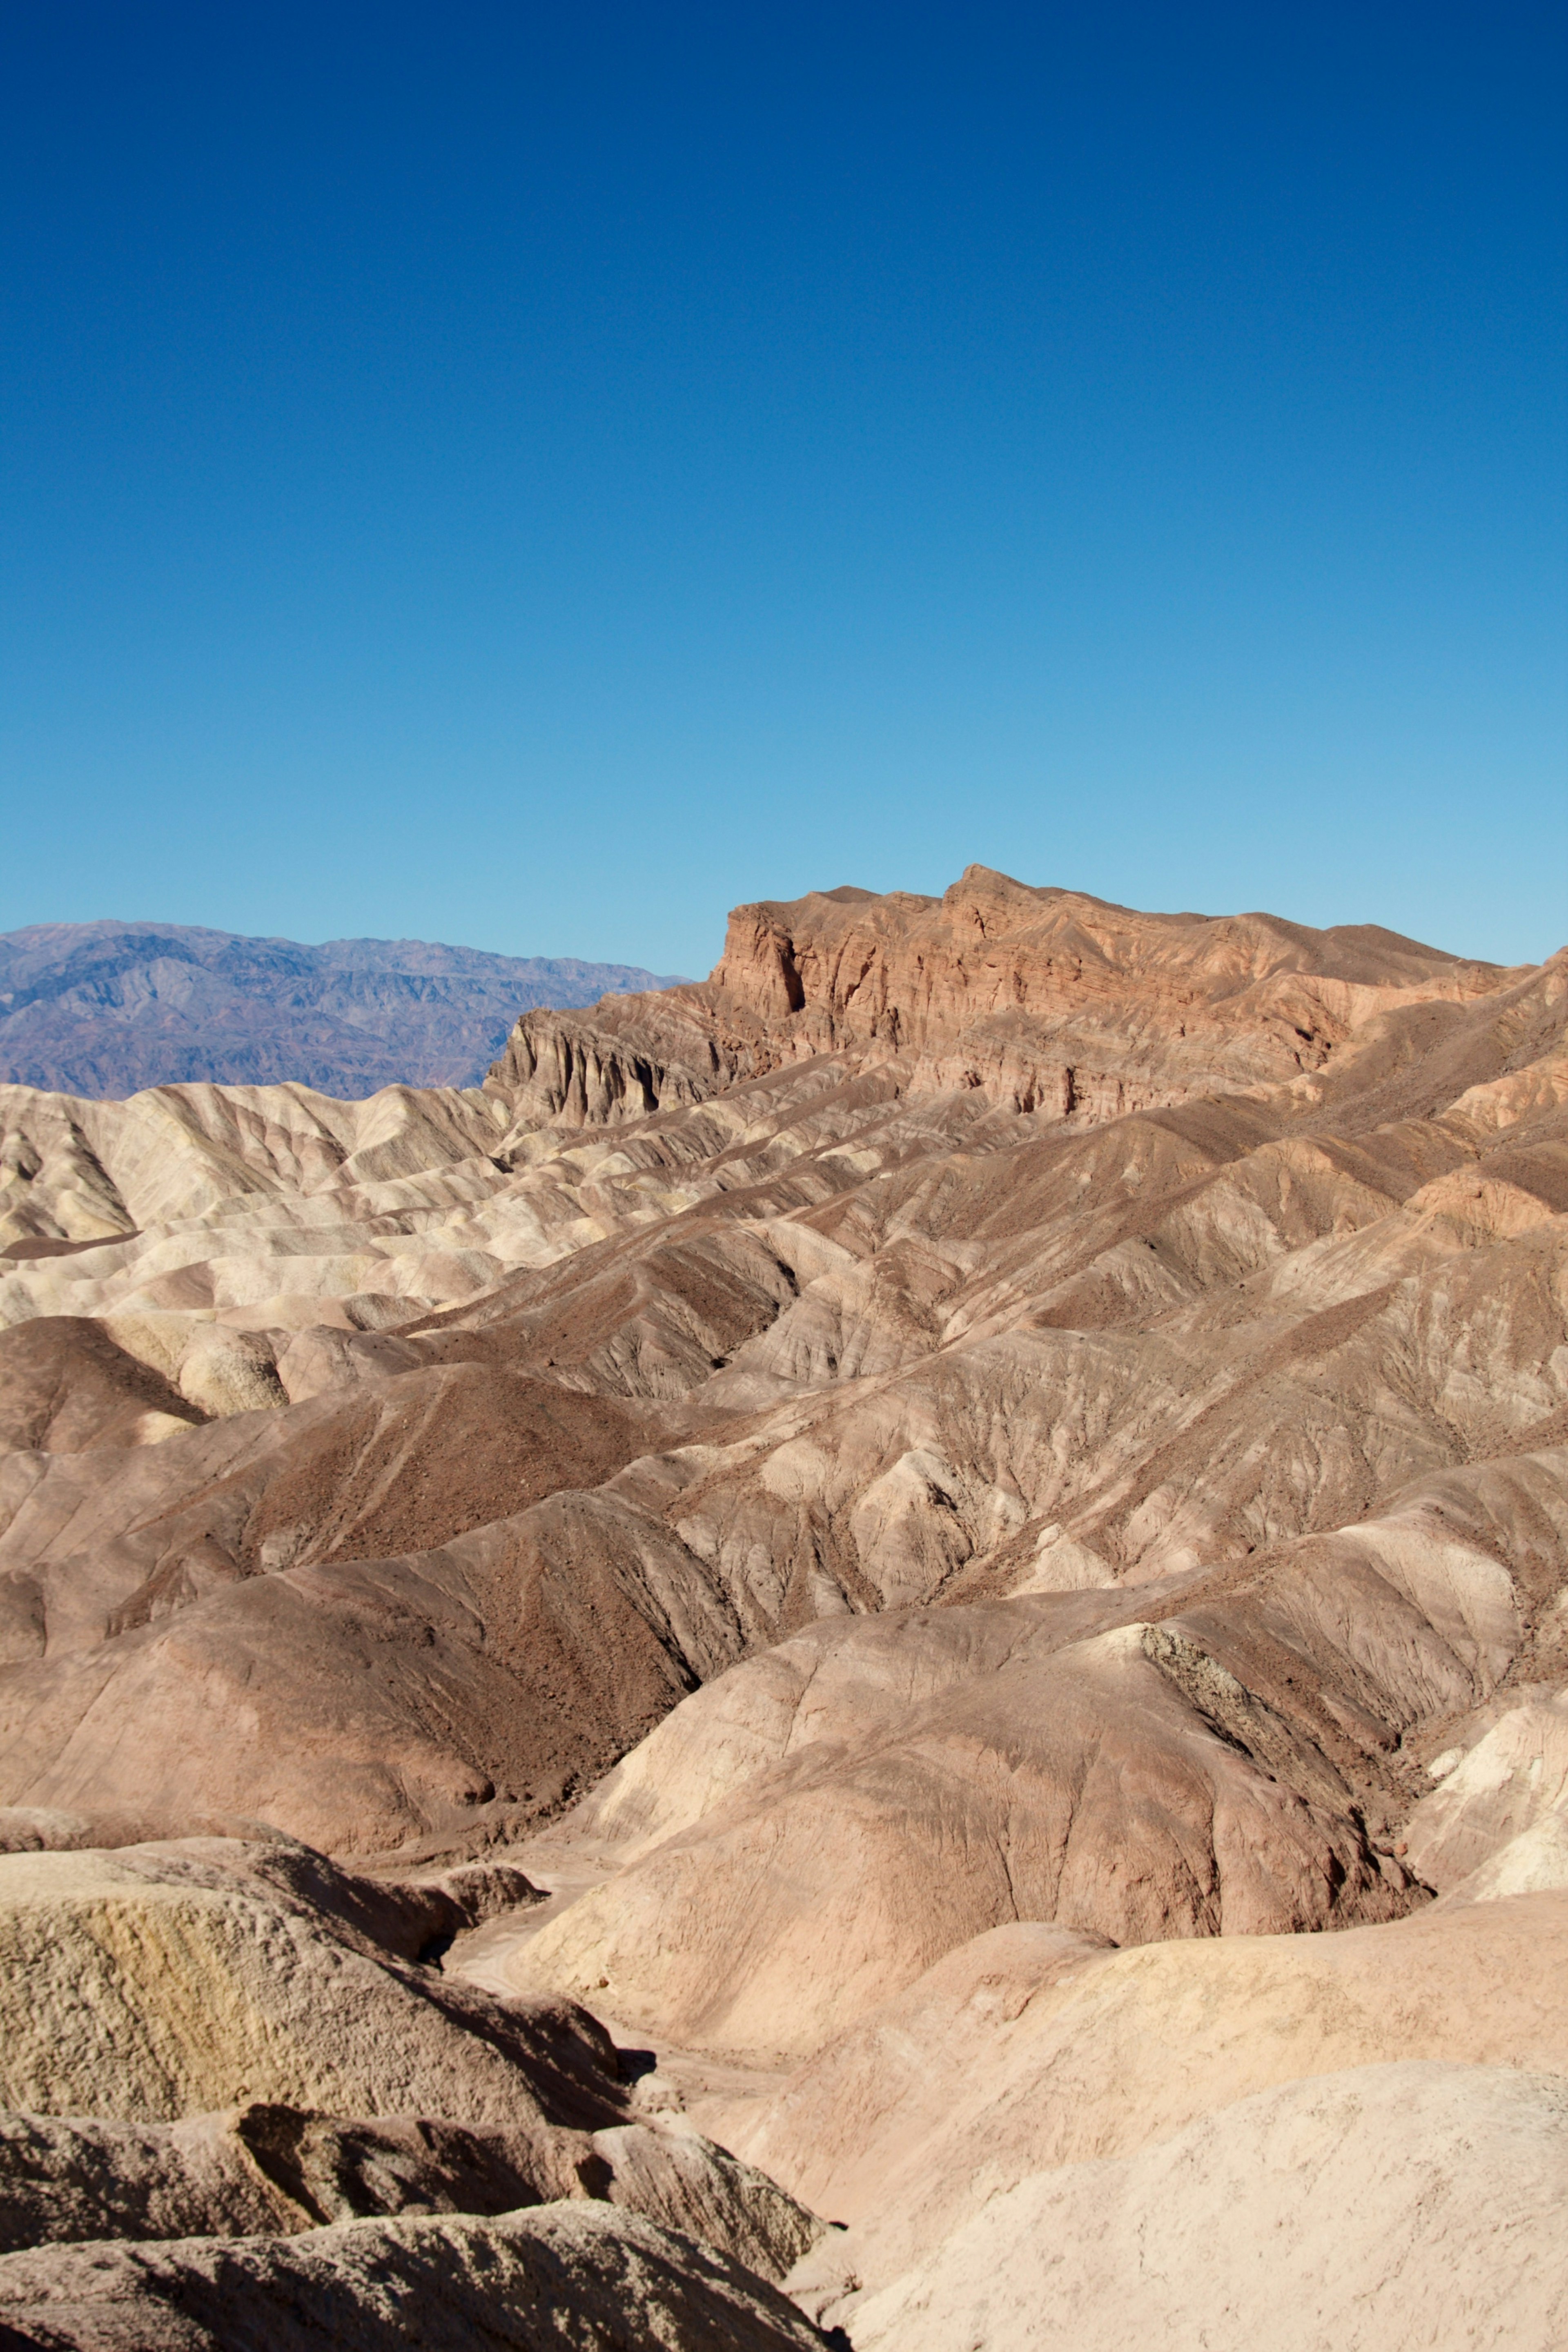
(486, 866), (1505, 1130)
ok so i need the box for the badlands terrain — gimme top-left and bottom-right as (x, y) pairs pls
(0, 865), (1564, 2345)
(0, 920), (681, 1097)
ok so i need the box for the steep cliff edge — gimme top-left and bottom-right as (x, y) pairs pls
(485, 866), (1506, 1131)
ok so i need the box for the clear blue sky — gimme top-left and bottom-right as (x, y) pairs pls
(2, 2), (1564, 974)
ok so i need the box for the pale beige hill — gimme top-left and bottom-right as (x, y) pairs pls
(1403, 1687), (1568, 1889)
(847, 2062), (1568, 2352)
(703, 1892), (1568, 2312)
(0, 2201), (826, 2352)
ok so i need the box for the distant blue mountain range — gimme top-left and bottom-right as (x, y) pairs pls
(0, 921), (686, 1100)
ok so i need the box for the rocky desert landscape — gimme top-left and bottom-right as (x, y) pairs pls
(0, 863), (1564, 2348)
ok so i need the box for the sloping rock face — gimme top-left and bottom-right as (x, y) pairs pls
(0, 1836), (823, 2286)
(0, 920), (684, 1098)
(0, 2201), (825, 2352)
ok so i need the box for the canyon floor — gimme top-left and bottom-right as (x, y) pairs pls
(0, 867), (1564, 2346)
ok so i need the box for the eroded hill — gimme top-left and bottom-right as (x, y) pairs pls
(1, 865), (1565, 2343)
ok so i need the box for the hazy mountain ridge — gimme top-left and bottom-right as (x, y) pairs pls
(0, 920), (686, 1099)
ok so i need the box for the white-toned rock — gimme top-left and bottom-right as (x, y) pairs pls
(1405, 1690), (1568, 1888)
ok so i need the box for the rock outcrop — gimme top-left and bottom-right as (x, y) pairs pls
(0, 1835), (823, 2291)
(484, 869), (1507, 1127)
(0, 2201), (826, 2351)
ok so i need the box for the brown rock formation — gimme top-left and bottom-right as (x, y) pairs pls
(485, 867), (1505, 1125)
(0, 2202), (826, 2351)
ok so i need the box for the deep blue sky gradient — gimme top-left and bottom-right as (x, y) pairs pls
(2, 2), (1564, 972)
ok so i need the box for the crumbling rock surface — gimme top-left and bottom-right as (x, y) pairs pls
(0, 1838), (636, 2132)
(0, 2201), (825, 2352)
(0, 1834), (822, 2294)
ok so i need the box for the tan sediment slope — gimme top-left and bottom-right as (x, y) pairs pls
(718, 1895), (1568, 2243)
(710, 1893), (1568, 2340)
(847, 2062), (1568, 2352)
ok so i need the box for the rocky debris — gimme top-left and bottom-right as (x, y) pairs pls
(0, 2200), (826, 2351)
(0, 2109), (303, 2251)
